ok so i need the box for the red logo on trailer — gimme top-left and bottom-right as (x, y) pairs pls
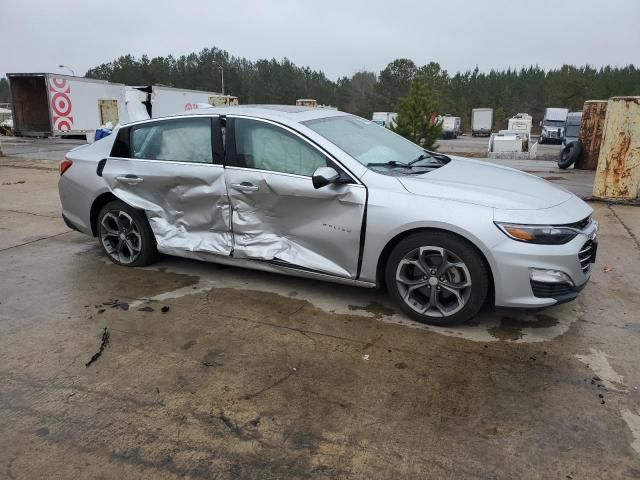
(184, 103), (199, 111)
(49, 77), (74, 131)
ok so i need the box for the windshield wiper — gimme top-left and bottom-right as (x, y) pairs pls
(366, 160), (414, 169)
(408, 151), (450, 165)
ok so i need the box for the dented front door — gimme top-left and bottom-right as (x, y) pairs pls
(102, 116), (233, 257)
(225, 117), (366, 278)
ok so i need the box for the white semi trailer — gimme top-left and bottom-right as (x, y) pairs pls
(7, 74), (239, 137)
(372, 112), (398, 128)
(145, 85), (238, 118)
(471, 108), (493, 136)
(8, 73), (127, 137)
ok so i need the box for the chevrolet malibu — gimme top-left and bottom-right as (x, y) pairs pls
(58, 105), (598, 325)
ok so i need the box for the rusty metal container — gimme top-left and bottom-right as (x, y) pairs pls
(593, 97), (640, 200)
(575, 100), (607, 170)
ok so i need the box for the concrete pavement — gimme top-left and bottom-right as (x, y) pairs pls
(1, 162), (640, 479)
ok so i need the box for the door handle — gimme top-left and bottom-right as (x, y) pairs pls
(231, 182), (259, 192)
(115, 175), (144, 185)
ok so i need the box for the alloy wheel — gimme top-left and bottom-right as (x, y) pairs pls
(100, 210), (142, 264)
(395, 246), (472, 318)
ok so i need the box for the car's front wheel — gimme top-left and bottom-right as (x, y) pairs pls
(385, 231), (489, 326)
(97, 200), (157, 267)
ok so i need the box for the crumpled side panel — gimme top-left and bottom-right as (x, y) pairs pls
(226, 168), (366, 278)
(103, 159), (232, 256)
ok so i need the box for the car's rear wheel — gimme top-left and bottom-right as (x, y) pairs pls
(385, 232), (489, 326)
(97, 200), (157, 267)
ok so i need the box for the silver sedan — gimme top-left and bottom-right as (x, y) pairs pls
(58, 105), (597, 325)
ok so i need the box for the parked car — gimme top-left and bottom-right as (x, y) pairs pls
(58, 106), (598, 325)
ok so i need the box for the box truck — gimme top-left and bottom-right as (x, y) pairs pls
(539, 107), (569, 144)
(471, 108), (493, 136)
(8, 73), (127, 137)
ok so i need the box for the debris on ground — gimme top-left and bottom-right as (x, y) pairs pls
(97, 309), (105, 314)
(603, 265), (614, 273)
(138, 306), (154, 312)
(85, 328), (110, 367)
(2, 180), (25, 186)
(161, 305), (170, 313)
(201, 349), (224, 368)
(362, 354), (370, 361)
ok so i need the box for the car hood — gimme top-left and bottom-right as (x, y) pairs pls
(397, 156), (573, 210)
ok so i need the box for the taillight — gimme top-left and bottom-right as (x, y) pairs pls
(60, 159), (73, 176)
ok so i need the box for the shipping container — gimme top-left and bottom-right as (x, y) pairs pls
(575, 100), (607, 170)
(7, 73), (127, 137)
(593, 97), (640, 200)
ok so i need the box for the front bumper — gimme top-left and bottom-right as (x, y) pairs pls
(491, 223), (597, 308)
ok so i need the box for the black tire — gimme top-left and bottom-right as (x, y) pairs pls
(558, 141), (581, 169)
(539, 137), (545, 144)
(385, 231), (490, 326)
(97, 200), (157, 267)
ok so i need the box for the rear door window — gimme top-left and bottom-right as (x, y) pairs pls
(130, 117), (214, 164)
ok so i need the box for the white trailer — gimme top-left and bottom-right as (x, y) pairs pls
(7, 73), (127, 137)
(471, 108), (493, 136)
(440, 115), (461, 139)
(372, 112), (398, 128)
(148, 85), (238, 118)
(507, 113), (533, 136)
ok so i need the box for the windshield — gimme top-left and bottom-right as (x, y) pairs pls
(565, 125), (579, 137)
(303, 115), (424, 166)
(544, 119), (565, 127)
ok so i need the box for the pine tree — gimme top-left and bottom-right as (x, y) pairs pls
(392, 75), (442, 149)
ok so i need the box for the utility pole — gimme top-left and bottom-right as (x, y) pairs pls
(213, 61), (224, 95)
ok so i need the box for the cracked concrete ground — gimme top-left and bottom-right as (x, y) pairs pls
(1, 164), (640, 479)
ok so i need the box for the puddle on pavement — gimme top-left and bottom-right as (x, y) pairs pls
(348, 302), (396, 318)
(488, 314), (559, 341)
(115, 255), (580, 345)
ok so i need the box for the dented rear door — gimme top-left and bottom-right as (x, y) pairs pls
(225, 116), (366, 278)
(102, 116), (233, 256)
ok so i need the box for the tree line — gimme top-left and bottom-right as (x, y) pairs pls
(2, 47), (639, 131)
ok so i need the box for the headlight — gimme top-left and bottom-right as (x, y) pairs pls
(495, 222), (579, 245)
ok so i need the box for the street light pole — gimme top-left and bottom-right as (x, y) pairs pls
(59, 64), (75, 76)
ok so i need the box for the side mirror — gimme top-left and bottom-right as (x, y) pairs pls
(312, 166), (340, 189)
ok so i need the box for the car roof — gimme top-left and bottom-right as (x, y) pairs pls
(185, 104), (350, 123)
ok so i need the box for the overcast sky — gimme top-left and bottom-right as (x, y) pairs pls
(1, 0), (639, 80)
